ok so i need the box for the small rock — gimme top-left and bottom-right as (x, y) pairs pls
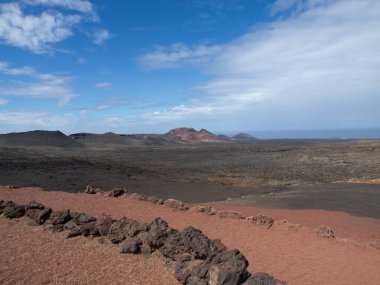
(248, 215), (274, 228)
(25, 201), (52, 225)
(71, 212), (96, 225)
(108, 187), (127, 197)
(243, 272), (287, 285)
(96, 214), (115, 236)
(0, 200), (13, 214)
(316, 226), (335, 238)
(164, 198), (189, 211)
(209, 249), (250, 285)
(195, 206), (217, 215)
(49, 210), (71, 225)
(120, 236), (142, 253)
(84, 185), (101, 194)
(3, 202), (25, 219)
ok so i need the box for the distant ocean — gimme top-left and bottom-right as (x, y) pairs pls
(225, 129), (380, 140)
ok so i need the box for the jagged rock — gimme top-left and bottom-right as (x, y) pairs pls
(25, 201), (52, 225)
(52, 224), (65, 232)
(84, 185), (101, 194)
(247, 215), (274, 228)
(164, 198), (189, 211)
(71, 212), (96, 225)
(316, 226), (335, 238)
(161, 227), (213, 261)
(108, 187), (127, 197)
(2, 202), (25, 219)
(49, 210), (71, 225)
(195, 206), (217, 215)
(96, 214), (115, 236)
(66, 221), (98, 238)
(119, 236), (142, 253)
(242, 272), (287, 285)
(139, 218), (176, 254)
(208, 249), (250, 285)
(0, 200), (13, 214)
(107, 217), (143, 244)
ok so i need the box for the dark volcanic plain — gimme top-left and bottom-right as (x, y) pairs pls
(0, 130), (379, 218)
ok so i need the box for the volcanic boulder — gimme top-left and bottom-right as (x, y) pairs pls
(242, 273), (287, 285)
(108, 187), (127, 197)
(209, 249), (250, 285)
(25, 201), (52, 224)
(2, 202), (25, 219)
(96, 214), (115, 236)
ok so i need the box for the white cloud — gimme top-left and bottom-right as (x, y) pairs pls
(138, 0), (380, 129)
(93, 29), (110, 45)
(138, 43), (221, 69)
(0, 1), (109, 53)
(0, 98), (8, 105)
(22, 0), (94, 14)
(0, 111), (77, 131)
(94, 82), (111, 89)
(0, 61), (77, 106)
(77, 57), (87, 64)
(270, 0), (298, 15)
(0, 2), (81, 53)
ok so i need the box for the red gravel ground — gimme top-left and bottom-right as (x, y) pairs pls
(1, 186), (380, 285)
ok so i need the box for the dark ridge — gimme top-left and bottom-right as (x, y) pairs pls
(0, 130), (81, 147)
(233, 133), (258, 142)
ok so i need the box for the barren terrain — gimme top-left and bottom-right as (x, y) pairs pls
(1, 186), (380, 285)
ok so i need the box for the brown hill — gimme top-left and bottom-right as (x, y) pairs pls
(163, 127), (231, 144)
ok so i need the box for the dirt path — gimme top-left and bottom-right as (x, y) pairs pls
(1, 187), (380, 285)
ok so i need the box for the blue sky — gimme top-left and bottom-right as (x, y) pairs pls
(0, 0), (379, 135)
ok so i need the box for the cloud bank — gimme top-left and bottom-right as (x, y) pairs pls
(138, 0), (380, 129)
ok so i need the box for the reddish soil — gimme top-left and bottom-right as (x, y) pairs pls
(1, 187), (380, 285)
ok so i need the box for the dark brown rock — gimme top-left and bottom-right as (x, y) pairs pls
(119, 236), (142, 253)
(71, 212), (96, 225)
(108, 187), (127, 197)
(0, 200), (13, 214)
(242, 273), (287, 285)
(209, 249), (250, 285)
(107, 218), (129, 244)
(3, 202), (25, 219)
(96, 214), (115, 236)
(139, 218), (176, 254)
(49, 210), (71, 225)
(25, 201), (52, 225)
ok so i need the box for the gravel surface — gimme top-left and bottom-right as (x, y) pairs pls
(1, 186), (380, 285)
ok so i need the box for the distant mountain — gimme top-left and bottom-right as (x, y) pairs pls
(0, 128), (259, 147)
(233, 133), (258, 142)
(163, 127), (232, 144)
(0, 130), (80, 147)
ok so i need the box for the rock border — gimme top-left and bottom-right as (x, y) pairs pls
(0, 199), (286, 285)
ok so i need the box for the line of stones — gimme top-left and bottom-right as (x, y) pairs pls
(0, 199), (287, 285)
